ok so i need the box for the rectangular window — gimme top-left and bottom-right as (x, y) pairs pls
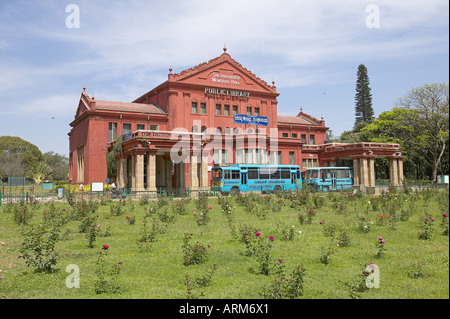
(213, 150), (220, 164)
(231, 170), (240, 180)
(236, 149), (244, 164)
(302, 159), (307, 168)
(292, 133), (297, 138)
(255, 149), (261, 164)
(282, 133), (288, 137)
(150, 125), (159, 131)
(301, 134), (306, 143)
(201, 103), (206, 114)
(245, 149), (253, 164)
(247, 107), (252, 115)
(216, 104), (221, 116)
(77, 145), (84, 183)
(221, 150), (228, 164)
(289, 152), (295, 165)
(123, 123), (132, 134)
(192, 102), (198, 114)
(233, 105), (238, 116)
(281, 169), (291, 179)
(248, 168), (259, 180)
(108, 123), (117, 142)
(260, 167), (270, 180)
(270, 168), (280, 179)
(224, 105), (230, 116)
(254, 107), (260, 116)
(310, 134), (315, 145)
(225, 127), (231, 135)
(137, 124), (145, 131)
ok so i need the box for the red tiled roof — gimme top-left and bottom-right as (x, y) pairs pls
(277, 114), (319, 125)
(94, 100), (165, 114)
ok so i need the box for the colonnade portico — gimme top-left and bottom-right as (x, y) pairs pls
(115, 148), (209, 196)
(352, 155), (404, 194)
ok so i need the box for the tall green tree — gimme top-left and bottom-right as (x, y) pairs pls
(363, 83), (449, 181)
(43, 152), (69, 181)
(395, 83), (449, 182)
(354, 64), (374, 126)
(0, 136), (43, 181)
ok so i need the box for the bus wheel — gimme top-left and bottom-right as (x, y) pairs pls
(230, 187), (240, 196)
(273, 185), (282, 193)
(323, 186), (329, 192)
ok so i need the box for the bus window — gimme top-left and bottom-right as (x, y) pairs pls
(248, 168), (259, 180)
(310, 170), (318, 179)
(281, 169), (290, 179)
(336, 169), (349, 179)
(212, 169), (222, 180)
(270, 168), (280, 179)
(231, 170), (240, 180)
(224, 170), (231, 180)
(260, 168), (270, 180)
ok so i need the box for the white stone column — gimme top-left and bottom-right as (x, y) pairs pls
(190, 155), (199, 189)
(368, 158), (375, 186)
(389, 157), (399, 186)
(360, 158), (369, 187)
(146, 153), (156, 191)
(200, 154), (209, 188)
(397, 158), (404, 185)
(353, 158), (360, 185)
(135, 154), (144, 190)
(116, 157), (123, 188)
(131, 155), (136, 189)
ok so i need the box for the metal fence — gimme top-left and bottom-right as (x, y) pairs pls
(1, 181), (447, 206)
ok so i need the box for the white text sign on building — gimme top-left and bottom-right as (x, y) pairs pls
(204, 87), (250, 98)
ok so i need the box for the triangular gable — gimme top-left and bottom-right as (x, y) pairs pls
(170, 52), (277, 94)
(296, 109), (324, 125)
(74, 90), (91, 119)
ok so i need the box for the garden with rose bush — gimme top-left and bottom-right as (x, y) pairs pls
(0, 188), (448, 299)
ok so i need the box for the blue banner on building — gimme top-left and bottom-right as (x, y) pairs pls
(234, 114), (269, 126)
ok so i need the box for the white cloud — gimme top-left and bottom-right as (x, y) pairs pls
(12, 94), (79, 118)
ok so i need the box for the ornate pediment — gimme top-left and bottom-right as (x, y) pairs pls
(169, 51), (278, 95)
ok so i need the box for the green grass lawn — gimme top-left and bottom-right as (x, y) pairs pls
(0, 189), (448, 299)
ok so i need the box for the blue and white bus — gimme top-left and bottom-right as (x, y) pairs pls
(304, 167), (353, 191)
(211, 164), (302, 195)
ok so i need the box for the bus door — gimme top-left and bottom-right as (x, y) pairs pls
(331, 171), (337, 190)
(241, 172), (247, 186)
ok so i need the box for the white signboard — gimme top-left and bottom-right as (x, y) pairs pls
(91, 182), (104, 192)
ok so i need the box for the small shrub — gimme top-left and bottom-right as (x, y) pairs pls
(19, 224), (60, 273)
(375, 236), (386, 258)
(262, 261), (307, 299)
(94, 245), (122, 294)
(418, 215), (435, 240)
(182, 233), (209, 266)
(13, 203), (33, 226)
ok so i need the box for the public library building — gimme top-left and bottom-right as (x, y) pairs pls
(68, 49), (404, 195)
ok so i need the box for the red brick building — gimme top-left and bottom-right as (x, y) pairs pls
(68, 49), (404, 194)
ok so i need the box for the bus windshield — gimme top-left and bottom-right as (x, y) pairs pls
(212, 169), (222, 181)
(307, 170), (319, 179)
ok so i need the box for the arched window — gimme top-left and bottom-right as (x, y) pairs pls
(216, 127), (222, 134)
(201, 126), (207, 133)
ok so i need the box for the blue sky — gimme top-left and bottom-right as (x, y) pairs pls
(0, 0), (448, 157)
